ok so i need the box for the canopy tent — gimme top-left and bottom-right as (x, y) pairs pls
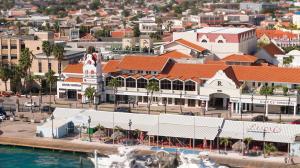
(220, 120), (300, 143)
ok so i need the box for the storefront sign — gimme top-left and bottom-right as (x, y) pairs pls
(62, 83), (81, 87)
(247, 123), (281, 133)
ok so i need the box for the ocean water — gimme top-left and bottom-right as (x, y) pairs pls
(0, 145), (94, 168)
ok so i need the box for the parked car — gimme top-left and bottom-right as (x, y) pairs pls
(251, 115), (269, 122)
(290, 119), (300, 124)
(41, 106), (55, 113)
(116, 107), (131, 113)
(0, 113), (6, 121)
(182, 112), (195, 116)
(24, 102), (38, 107)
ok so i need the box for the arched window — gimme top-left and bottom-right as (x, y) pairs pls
(173, 80), (183, 90)
(105, 76), (112, 86)
(160, 79), (171, 90)
(137, 78), (147, 88)
(126, 77), (136, 88)
(116, 77), (124, 87)
(201, 39), (208, 43)
(185, 81), (196, 91)
(217, 40), (224, 43)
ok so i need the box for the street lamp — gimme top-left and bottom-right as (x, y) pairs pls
(128, 119), (132, 140)
(217, 126), (221, 154)
(88, 116), (91, 142)
(50, 114), (55, 139)
(163, 98), (167, 114)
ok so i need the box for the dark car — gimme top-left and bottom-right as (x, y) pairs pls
(290, 119), (300, 124)
(251, 115), (269, 122)
(182, 112), (195, 116)
(116, 107), (131, 113)
(41, 106), (55, 113)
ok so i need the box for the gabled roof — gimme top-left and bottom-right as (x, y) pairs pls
(256, 29), (297, 39)
(80, 33), (97, 41)
(103, 60), (120, 73)
(222, 54), (258, 63)
(117, 55), (168, 71)
(261, 42), (285, 57)
(64, 77), (82, 83)
(159, 50), (192, 59)
(175, 39), (207, 52)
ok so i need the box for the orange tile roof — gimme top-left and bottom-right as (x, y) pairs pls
(117, 55), (168, 71)
(63, 63), (83, 74)
(232, 66), (300, 83)
(175, 39), (207, 52)
(261, 42), (285, 57)
(103, 60), (120, 73)
(222, 54), (258, 63)
(64, 77), (82, 83)
(256, 29), (297, 39)
(80, 33), (97, 41)
(159, 50), (192, 59)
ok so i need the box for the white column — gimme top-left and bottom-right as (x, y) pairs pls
(235, 102), (238, 114)
(185, 99), (188, 107)
(205, 100), (208, 111)
(223, 98), (227, 109)
(294, 104), (297, 116)
(238, 102), (242, 114)
(265, 103), (269, 116)
(231, 102), (234, 114)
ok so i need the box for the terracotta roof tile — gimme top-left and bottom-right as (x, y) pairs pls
(64, 77), (82, 83)
(175, 39), (207, 52)
(261, 42), (285, 57)
(159, 50), (192, 59)
(222, 54), (258, 63)
(117, 55), (168, 71)
(256, 29), (297, 39)
(103, 60), (120, 73)
(63, 64), (83, 74)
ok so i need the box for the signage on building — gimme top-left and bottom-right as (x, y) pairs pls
(247, 123), (281, 133)
(230, 97), (296, 106)
(62, 83), (81, 87)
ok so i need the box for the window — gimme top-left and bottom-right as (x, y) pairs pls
(217, 40), (224, 43)
(2, 55), (8, 59)
(38, 62), (42, 73)
(201, 39), (207, 43)
(11, 45), (17, 49)
(175, 98), (184, 105)
(173, 80), (183, 90)
(146, 71), (151, 74)
(1, 46), (8, 49)
(137, 78), (147, 88)
(258, 82), (261, 87)
(11, 54), (17, 59)
(252, 82), (255, 87)
(105, 77), (112, 86)
(160, 79), (171, 90)
(37, 47), (40, 50)
(126, 77), (136, 88)
(117, 77), (124, 87)
(185, 81), (196, 91)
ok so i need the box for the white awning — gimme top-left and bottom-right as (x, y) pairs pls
(220, 120), (300, 143)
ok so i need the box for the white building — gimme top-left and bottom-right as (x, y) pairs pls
(276, 50), (300, 67)
(173, 27), (257, 58)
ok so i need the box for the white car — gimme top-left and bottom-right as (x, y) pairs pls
(24, 102), (38, 107)
(0, 114), (5, 121)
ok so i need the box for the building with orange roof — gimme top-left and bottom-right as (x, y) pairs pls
(57, 53), (300, 116)
(256, 42), (285, 65)
(256, 29), (299, 47)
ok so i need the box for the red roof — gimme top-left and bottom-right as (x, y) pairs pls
(261, 42), (285, 57)
(222, 54), (258, 63)
(117, 55), (168, 71)
(63, 64), (83, 74)
(80, 34), (97, 41)
(256, 29), (297, 39)
(64, 77), (82, 83)
(159, 51), (192, 59)
(103, 60), (120, 73)
(175, 39), (207, 52)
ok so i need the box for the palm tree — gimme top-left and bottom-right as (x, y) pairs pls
(264, 143), (277, 157)
(42, 41), (53, 72)
(53, 44), (64, 75)
(53, 20), (60, 33)
(0, 67), (11, 91)
(220, 137), (231, 153)
(243, 137), (252, 154)
(85, 86), (96, 108)
(35, 75), (45, 108)
(108, 78), (120, 111)
(45, 70), (56, 110)
(146, 81), (159, 114)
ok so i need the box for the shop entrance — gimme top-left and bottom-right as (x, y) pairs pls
(209, 93), (230, 110)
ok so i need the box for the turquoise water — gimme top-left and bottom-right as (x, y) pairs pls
(151, 146), (200, 154)
(0, 145), (94, 168)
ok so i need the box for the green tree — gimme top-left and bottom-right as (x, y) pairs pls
(133, 24), (140, 37)
(42, 41), (53, 72)
(35, 75), (45, 109)
(89, 0), (101, 10)
(53, 44), (65, 75)
(85, 86), (96, 108)
(53, 20), (60, 33)
(146, 81), (159, 114)
(283, 55), (294, 67)
(259, 86), (273, 96)
(220, 137), (231, 153)
(0, 67), (11, 91)
(45, 70), (57, 109)
(264, 143), (277, 156)
(108, 78), (120, 111)
(243, 137), (252, 154)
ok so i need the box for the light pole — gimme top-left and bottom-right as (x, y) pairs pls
(50, 114), (55, 139)
(217, 126), (221, 154)
(128, 119), (132, 140)
(88, 116), (91, 142)
(163, 98), (167, 114)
